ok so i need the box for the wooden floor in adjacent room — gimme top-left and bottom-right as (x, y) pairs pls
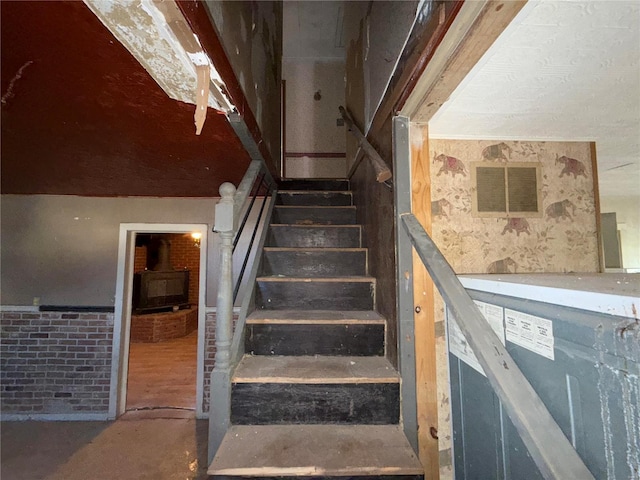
(125, 330), (197, 416)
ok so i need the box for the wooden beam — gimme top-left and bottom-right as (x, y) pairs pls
(369, 1), (464, 138)
(401, 0), (527, 121)
(409, 123), (438, 479)
(591, 142), (605, 272)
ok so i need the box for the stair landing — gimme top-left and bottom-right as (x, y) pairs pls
(208, 425), (423, 477)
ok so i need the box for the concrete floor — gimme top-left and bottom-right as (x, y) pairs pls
(2, 331), (205, 479)
(1, 417), (209, 480)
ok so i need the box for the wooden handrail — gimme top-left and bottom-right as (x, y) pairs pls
(400, 213), (594, 480)
(339, 106), (392, 183)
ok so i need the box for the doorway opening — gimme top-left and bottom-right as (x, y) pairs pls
(109, 224), (208, 420)
(125, 233), (201, 417)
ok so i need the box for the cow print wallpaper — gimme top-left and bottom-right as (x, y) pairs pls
(429, 139), (600, 274)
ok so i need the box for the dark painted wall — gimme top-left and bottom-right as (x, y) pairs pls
(204, 0), (283, 174)
(345, 3), (421, 367)
(1, 1), (250, 197)
(350, 119), (397, 366)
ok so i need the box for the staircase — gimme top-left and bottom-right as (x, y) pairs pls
(208, 179), (423, 479)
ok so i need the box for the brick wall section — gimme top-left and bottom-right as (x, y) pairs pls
(202, 311), (238, 413)
(168, 234), (200, 306)
(0, 311), (113, 415)
(134, 246), (147, 273)
(130, 307), (198, 343)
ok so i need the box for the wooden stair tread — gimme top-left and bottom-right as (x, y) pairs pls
(233, 356), (399, 383)
(208, 425), (423, 476)
(257, 276), (375, 282)
(269, 224), (360, 227)
(247, 309), (385, 324)
(263, 247), (366, 252)
(277, 190), (351, 194)
(275, 205), (356, 209)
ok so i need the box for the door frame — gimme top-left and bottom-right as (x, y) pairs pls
(108, 223), (209, 419)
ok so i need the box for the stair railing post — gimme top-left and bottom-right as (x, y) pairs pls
(209, 181), (236, 463)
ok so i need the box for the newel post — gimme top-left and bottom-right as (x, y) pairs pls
(214, 182), (236, 370)
(209, 181), (236, 463)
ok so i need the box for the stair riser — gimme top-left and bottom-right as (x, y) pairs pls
(211, 476), (423, 480)
(279, 180), (349, 191)
(272, 207), (356, 225)
(231, 383), (399, 425)
(266, 226), (360, 248)
(245, 324), (384, 356)
(277, 192), (352, 206)
(262, 250), (366, 277)
(256, 281), (375, 310)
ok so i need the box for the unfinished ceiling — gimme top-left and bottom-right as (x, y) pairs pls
(1, 1), (250, 197)
(283, 1), (345, 61)
(428, 0), (640, 198)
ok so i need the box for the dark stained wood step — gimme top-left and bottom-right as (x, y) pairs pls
(233, 356), (398, 384)
(266, 225), (361, 248)
(231, 382), (399, 425)
(278, 179), (349, 191)
(208, 425), (423, 477)
(276, 191), (352, 206)
(272, 206), (357, 225)
(262, 248), (367, 277)
(246, 309), (385, 324)
(246, 322), (384, 356)
(255, 277), (375, 311)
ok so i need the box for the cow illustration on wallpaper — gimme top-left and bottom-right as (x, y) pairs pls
(501, 217), (531, 236)
(481, 142), (512, 162)
(546, 199), (576, 222)
(433, 153), (467, 177)
(432, 198), (453, 219)
(487, 257), (518, 274)
(556, 155), (587, 178)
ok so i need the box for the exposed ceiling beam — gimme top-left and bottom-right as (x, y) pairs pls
(400, 0), (527, 122)
(84, 0), (234, 133)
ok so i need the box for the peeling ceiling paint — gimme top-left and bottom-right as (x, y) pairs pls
(84, 0), (234, 114)
(0, 1), (250, 197)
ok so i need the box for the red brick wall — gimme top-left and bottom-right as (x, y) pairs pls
(202, 311), (238, 413)
(167, 234), (200, 306)
(130, 308), (198, 343)
(1, 311), (113, 415)
(134, 246), (147, 273)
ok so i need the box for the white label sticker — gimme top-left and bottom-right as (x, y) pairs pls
(505, 309), (555, 360)
(448, 302), (505, 377)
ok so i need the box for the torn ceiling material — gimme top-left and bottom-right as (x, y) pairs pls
(84, 0), (235, 134)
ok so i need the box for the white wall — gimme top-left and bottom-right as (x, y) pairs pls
(283, 60), (347, 177)
(600, 196), (640, 270)
(1, 195), (217, 306)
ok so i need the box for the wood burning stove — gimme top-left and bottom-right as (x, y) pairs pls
(132, 270), (190, 313)
(132, 234), (191, 314)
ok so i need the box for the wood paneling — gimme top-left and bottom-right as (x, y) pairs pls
(410, 123), (438, 478)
